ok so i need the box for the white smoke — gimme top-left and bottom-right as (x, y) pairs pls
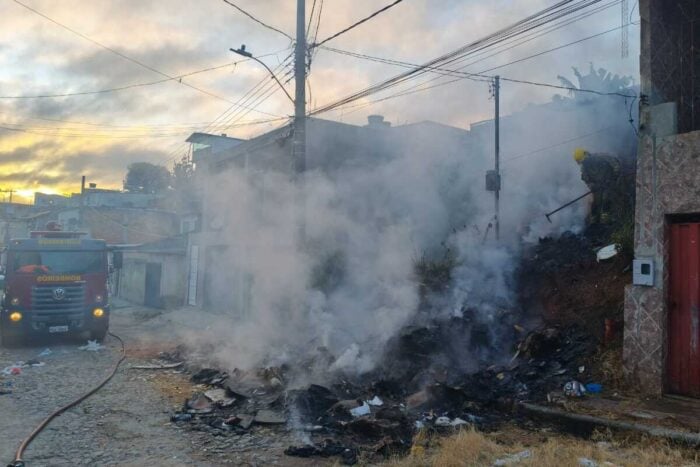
(175, 75), (636, 379)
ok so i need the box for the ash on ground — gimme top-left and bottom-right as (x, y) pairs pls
(164, 231), (617, 465)
(169, 325), (595, 464)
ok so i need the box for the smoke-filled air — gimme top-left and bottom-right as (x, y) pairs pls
(176, 66), (638, 384)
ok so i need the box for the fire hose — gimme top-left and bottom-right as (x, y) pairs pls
(8, 332), (126, 467)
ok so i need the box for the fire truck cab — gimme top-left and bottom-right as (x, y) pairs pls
(0, 230), (110, 345)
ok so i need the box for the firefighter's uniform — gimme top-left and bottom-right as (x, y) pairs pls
(574, 148), (623, 224)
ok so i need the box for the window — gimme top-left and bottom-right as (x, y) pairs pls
(13, 251), (104, 275)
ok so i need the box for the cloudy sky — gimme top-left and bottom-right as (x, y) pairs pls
(0, 0), (639, 202)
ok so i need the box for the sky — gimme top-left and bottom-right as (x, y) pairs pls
(0, 0), (640, 203)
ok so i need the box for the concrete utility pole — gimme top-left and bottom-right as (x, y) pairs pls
(494, 75), (500, 241)
(484, 76), (501, 241)
(493, 76), (501, 240)
(293, 0), (307, 243)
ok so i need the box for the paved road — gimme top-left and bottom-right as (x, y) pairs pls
(0, 307), (204, 467)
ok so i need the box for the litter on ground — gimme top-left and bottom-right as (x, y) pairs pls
(349, 401), (371, 417)
(79, 340), (104, 352)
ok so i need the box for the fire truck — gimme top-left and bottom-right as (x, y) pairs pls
(0, 228), (110, 345)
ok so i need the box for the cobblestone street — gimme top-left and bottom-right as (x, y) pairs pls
(0, 306), (205, 466)
(0, 304), (324, 466)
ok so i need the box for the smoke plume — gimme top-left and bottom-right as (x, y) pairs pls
(176, 68), (637, 382)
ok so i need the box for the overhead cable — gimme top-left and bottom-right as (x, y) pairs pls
(0, 51), (282, 100)
(319, 4), (633, 115)
(309, 0), (634, 116)
(327, 30), (637, 117)
(158, 53), (295, 164)
(220, 0), (293, 41)
(12, 0), (280, 116)
(309, 0), (597, 114)
(311, 0), (406, 48)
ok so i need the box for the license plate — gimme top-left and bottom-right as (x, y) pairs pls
(49, 325), (69, 333)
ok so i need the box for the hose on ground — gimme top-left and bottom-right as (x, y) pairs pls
(8, 332), (126, 467)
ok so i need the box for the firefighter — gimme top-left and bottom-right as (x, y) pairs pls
(15, 251), (50, 274)
(573, 148), (622, 224)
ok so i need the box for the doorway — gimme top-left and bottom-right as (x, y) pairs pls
(144, 262), (162, 308)
(668, 221), (700, 397)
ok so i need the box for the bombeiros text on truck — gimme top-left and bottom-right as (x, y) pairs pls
(0, 223), (110, 345)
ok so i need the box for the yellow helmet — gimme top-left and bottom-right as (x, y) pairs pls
(573, 148), (588, 163)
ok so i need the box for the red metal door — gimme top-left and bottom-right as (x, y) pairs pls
(668, 222), (700, 397)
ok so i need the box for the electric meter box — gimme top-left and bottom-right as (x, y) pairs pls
(486, 170), (501, 192)
(633, 258), (654, 286)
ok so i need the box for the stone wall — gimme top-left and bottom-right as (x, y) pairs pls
(624, 129), (700, 394)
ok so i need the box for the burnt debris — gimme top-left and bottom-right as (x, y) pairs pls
(171, 321), (596, 463)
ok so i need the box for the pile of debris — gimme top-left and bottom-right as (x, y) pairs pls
(169, 321), (596, 464)
(517, 229), (629, 341)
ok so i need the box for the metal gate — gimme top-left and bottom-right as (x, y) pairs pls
(668, 222), (700, 396)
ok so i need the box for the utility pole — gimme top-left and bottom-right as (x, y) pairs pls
(0, 188), (15, 246)
(493, 75), (500, 241)
(293, 0), (307, 243)
(230, 1), (306, 242)
(0, 188), (15, 204)
(79, 175), (86, 228)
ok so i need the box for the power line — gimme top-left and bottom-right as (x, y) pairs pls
(220, 0), (293, 41)
(406, 1), (625, 92)
(309, 0), (608, 115)
(480, 22), (630, 74)
(311, 0), (406, 48)
(134, 51), (293, 166)
(320, 1), (622, 74)
(312, 0), (324, 46)
(0, 123), (186, 139)
(12, 0), (280, 116)
(0, 63), (236, 100)
(0, 117), (287, 140)
(0, 51), (283, 100)
(318, 2), (623, 85)
(500, 75), (635, 97)
(501, 126), (619, 165)
(312, 1), (635, 117)
(6, 115), (237, 129)
(157, 54), (295, 165)
(340, 28), (637, 116)
(307, 0), (318, 41)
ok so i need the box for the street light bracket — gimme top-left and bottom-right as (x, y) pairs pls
(230, 47), (295, 104)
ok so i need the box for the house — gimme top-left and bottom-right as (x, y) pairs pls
(34, 192), (72, 208)
(114, 236), (187, 309)
(35, 186), (164, 210)
(57, 206), (180, 245)
(624, 0), (700, 396)
(184, 116), (473, 311)
(0, 203), (44, 246)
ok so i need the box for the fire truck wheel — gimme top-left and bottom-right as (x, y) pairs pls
(90, 329), (107, 342)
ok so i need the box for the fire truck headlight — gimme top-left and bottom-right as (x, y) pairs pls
(9, 311), (22, 322)
(92, 308), (105, 318)
(95, 294), (104, 303)
(10, 297), (20, 306)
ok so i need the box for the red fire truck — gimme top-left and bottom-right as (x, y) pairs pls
(0, 229), (110, 345)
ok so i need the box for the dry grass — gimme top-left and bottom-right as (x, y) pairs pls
(147, 370), (196, 406)
(387, 426), (700, 467)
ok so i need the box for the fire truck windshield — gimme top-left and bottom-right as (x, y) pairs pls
(13, 251), (103, 275)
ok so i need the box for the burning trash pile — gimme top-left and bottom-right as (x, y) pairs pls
(168, 316), (597, 464)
